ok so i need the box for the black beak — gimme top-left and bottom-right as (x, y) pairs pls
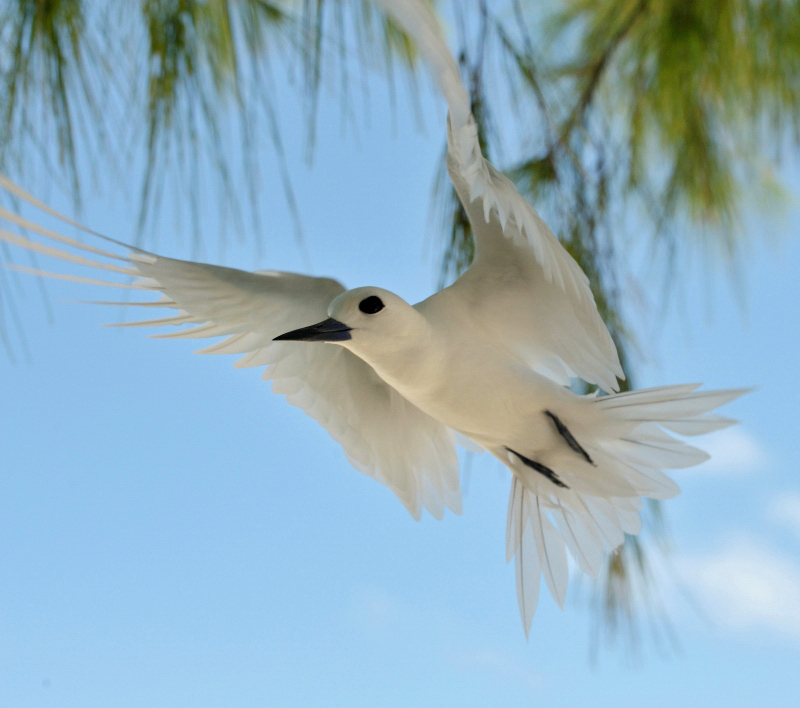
(273, 317), (352, 342)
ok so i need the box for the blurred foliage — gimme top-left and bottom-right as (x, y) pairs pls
(588, 499), (680, 661)
(0, 0), (93, 198)
(0, 0), (425, 242)
(3, 0), (800, 656)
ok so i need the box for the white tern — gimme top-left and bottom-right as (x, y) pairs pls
(0, 0), (745, 636)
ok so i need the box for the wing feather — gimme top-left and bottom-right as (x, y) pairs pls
(0, 179), (461, 520)
(373, 0), (623, 391)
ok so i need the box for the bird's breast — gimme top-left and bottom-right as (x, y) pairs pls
(383, 337), (552, 443)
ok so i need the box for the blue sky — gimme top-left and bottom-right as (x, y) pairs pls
(2, 43), (800, 708)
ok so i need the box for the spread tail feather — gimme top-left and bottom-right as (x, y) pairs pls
(506, 384), (747, 635)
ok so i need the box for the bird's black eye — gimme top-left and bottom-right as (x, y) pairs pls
(358, 295), (385, 314)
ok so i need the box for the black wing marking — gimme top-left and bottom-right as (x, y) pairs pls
(545, 411), (595, 465)
(506, 447), (569, 489)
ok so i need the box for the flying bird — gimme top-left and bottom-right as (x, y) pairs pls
(0, 0), (745, 636)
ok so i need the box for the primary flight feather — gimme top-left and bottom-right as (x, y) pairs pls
(0, 0), (745, 637)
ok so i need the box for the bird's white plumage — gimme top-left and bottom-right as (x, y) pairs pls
(129, 255), (462, 520)
(0, 0), (747, 638)
(374, 0), (623, 393)
(0, 197), (461, 520)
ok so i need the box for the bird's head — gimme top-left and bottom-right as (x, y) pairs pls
(274, 286), (428, 361)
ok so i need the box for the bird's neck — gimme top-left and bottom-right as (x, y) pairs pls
(348, 323), (444, 399)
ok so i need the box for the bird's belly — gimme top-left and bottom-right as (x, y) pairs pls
(389, 353), (566, 446)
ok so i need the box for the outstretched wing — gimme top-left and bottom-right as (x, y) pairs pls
(0, 178), (460, 520)
(372, 0), (623, 392)
(442, 161), (623, 392)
